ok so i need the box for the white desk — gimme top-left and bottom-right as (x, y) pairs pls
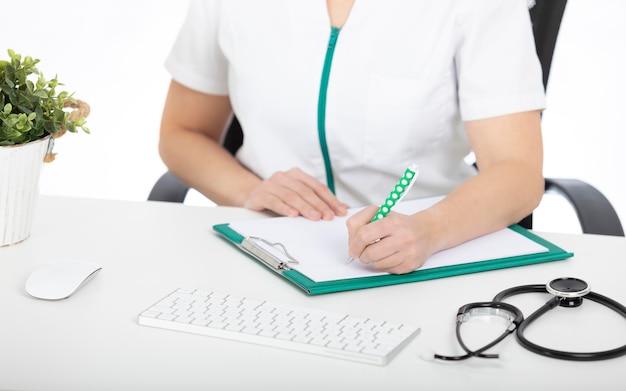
(1, 196), (625, 390)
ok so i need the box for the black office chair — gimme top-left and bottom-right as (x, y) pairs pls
(148, 0), (624, 237)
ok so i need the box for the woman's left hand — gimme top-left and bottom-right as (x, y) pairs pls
(346, 206), (434, 274)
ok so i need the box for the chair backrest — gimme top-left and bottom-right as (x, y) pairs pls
(530, 0), (568, 91)
(223, 114), (244, 155)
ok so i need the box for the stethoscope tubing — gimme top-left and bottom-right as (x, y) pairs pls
(495, 284), (626, 361)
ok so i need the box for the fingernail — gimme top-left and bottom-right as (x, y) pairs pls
(308, 211), (322, 220)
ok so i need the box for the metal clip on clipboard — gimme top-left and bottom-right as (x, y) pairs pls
(241, 236), (299, 271)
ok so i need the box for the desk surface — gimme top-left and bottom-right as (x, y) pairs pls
(1, 196), (625, 391)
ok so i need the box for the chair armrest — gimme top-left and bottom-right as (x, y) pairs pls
(148, 172), (190, 203)
(545, 178), (624, 236)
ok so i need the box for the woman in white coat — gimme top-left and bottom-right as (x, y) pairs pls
(159, 0), (545, 274)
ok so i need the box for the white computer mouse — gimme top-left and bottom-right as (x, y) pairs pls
(25, 259), (102, 300)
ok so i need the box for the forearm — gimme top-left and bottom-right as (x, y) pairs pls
(159, 128), (260, 207)
(421, 159), (544, 253)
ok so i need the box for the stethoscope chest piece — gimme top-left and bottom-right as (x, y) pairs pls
(546, 277), (590, 307)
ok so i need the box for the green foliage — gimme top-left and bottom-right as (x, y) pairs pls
(0, 49), (89, 146)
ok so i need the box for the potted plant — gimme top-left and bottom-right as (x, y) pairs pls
(0, 49), (90, 246)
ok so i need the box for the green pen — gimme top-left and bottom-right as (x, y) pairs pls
(347, 163), (420, 264)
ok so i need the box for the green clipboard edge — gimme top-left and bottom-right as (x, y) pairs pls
(213, 223), (574, 295)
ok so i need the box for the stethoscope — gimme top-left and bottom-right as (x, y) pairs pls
(432, 277), (626, 361)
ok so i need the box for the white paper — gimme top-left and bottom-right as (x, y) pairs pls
(228, 196), (548, 282)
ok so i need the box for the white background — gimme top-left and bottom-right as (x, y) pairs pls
(1, 0), (624, 234)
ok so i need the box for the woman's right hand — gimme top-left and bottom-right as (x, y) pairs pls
(160, 82), (347, 220)
(244, 167), (348, 221)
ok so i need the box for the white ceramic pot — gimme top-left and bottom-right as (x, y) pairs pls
(0, 137), (52, 246)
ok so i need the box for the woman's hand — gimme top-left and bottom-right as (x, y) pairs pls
(244, 167), (349, 221)
(346, 206), (435, 274)
(344, 109), (544, 275)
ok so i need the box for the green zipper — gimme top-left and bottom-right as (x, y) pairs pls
(317, 26), (340, 194)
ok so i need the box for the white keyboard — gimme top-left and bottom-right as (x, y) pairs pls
(138, 288), (420, 366)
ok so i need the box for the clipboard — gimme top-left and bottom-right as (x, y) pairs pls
(213, 197), (574, 295)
